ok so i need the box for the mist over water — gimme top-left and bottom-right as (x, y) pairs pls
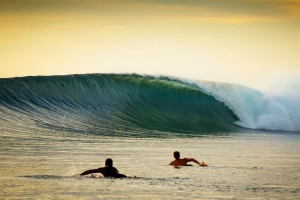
(247, 73), (300, 131)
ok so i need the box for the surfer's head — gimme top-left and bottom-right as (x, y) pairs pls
(105, 158), (113, 167)
(173, 151), (180, 159)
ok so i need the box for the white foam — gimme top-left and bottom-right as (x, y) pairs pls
(178, 76), (300, 132)
(255, 93), (300, 131)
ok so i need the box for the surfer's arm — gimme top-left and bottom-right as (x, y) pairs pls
(185, 158), (201, 165)
(185, 158), (208, 167)
(80, 168), (104, 176)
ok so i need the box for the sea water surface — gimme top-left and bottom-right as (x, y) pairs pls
(1, 74), (299, 199)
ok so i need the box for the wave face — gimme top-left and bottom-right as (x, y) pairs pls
(0, 74), (299, 137)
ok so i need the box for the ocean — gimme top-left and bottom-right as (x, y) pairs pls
(1, 73), (299, 199)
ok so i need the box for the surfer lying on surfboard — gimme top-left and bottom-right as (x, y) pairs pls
(78, 158), (136, 179)
(169, 151), (208, 167)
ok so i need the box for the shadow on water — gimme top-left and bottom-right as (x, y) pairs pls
(19, 175), (73, 180)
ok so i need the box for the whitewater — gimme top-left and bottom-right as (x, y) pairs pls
(0, 73), (299, 199)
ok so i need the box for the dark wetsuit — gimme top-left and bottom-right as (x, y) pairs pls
(80, 166), (127, 178)
(104, 166), (127, 178)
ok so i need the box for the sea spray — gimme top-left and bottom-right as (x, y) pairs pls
(173, 76), (300, 132)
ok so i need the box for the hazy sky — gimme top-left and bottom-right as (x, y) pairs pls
(1, 0), (300, 90)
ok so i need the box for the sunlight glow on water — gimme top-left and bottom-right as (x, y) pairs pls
(0, 131), (300, 199)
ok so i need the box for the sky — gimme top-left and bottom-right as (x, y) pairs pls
(1, 0), (300, 90)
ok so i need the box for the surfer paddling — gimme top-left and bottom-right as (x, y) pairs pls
(169, 151), (208, 167)
(79, 158), (135, 179)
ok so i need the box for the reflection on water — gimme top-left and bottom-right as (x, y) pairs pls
(1, 130), (300, 199)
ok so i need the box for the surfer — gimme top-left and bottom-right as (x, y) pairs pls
(169, 151), (208, 167)
(79, 158), (127, 178)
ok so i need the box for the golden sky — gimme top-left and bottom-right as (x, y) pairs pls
(1, 0), (300, 90)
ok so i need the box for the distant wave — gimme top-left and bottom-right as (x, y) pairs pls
(0, 74), (299, 137)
